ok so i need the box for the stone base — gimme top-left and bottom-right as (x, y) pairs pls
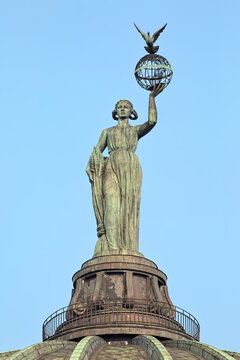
(42, 255), (199, 342)
(50, 254), (186, 341)
(70, 254), (170, 306)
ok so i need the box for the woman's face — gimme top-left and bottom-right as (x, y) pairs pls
(116, 101), (132, 119)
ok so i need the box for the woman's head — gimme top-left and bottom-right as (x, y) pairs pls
(112, 100), (138, 121)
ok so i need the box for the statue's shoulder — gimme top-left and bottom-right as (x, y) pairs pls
(105, 126), (115, 133)
(99, 127), (112, 135)
(133, 124), (141, 131)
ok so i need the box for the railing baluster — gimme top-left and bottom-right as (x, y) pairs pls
(42, 299), (200, 341)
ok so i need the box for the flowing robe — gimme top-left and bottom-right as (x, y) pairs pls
(88, 121), (155, 254)
(103, 125), (141, 251)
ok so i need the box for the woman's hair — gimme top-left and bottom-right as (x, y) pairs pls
(112, 99), (138, 121)
(114, 99), (133, 111)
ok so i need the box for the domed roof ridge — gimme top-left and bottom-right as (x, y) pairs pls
(68, 336), (105, 360)
(4, 340), (77, 360)
(162, 339), (238, 360)
(223, 351), (240, 360)
(132, 335), (173, 360)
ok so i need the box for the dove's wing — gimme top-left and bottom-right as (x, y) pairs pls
(152, 23), (167, 43)
(134, 23), (147, 41)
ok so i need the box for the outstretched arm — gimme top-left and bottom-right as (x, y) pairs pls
(137, 83), (162, 139)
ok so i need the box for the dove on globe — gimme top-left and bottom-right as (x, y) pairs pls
(134, 23), (167, 54)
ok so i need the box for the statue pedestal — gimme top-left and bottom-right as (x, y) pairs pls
(42, 254), (200, 342)
(71, 254), (170, 306)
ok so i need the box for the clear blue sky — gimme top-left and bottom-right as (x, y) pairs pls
(1, 0), (239, 353)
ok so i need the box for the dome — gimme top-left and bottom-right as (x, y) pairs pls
(1, 336), (239, 360)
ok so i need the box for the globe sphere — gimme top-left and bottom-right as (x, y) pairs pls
(135, 54), (173, 92)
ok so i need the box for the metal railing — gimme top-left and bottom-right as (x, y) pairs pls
(42, 300), (200, 341)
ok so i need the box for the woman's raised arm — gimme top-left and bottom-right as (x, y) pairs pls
(137, 84), (162, 139)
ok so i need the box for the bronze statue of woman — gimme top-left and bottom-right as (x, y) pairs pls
(87, 85), (162, 256)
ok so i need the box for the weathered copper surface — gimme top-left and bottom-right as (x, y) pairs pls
(87, 90), (161, 255)
(70, 255), (170, 310)
(134, 23), (167, 54)
(165, 348), (205, 360)
(134, 23), (173, 92)
(3, 338), (239, 360)
(43, 255), (199, 342)
(39, 25), (200, 351)
(135, 53), (173, 92)
(89, 344), (151, 360)
(43, 299), (199, 342)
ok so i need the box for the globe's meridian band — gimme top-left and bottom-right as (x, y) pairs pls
(136, 74), (172, 82)
(135, 64), (172, 74)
